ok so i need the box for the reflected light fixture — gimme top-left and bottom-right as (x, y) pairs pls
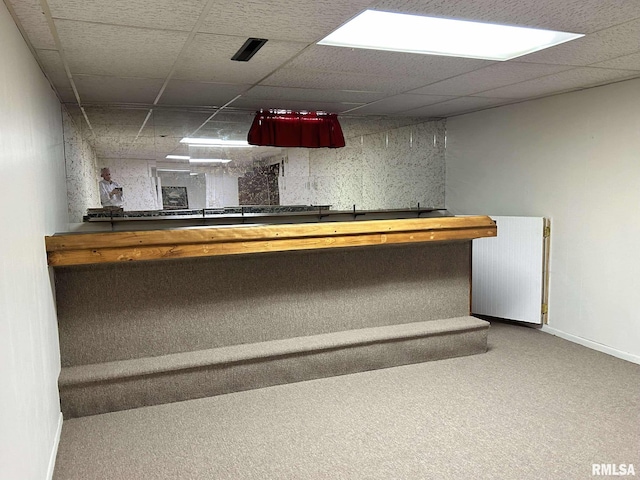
(157, 168), (190, 173)
(180, 138), (252, 147)
(189, 158), (232, 163)
(165, 154), (232, 163)
(318, 10), (584, 61)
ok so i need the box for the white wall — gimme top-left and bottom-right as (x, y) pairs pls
(0, 2), (67, 479)
(446, 78), (640, 362)
(206, 168), (241, 207)
(98, 159), (158, 210)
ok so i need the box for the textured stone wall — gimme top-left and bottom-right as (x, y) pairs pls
(356, 119), (444, 210)
(63, 108), (100, 223)
(297, 117), (445, 210)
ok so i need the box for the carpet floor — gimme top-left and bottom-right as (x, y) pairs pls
(53, 320), (640, 480)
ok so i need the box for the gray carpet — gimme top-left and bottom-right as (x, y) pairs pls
(55, 243), (470, 366)
(54, 321), (640, 480)
(59, 317), (488, 418)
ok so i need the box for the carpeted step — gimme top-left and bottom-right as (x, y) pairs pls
(59, 316), (489, 418)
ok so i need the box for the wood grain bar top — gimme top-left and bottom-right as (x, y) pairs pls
(45, 216), (496, 267)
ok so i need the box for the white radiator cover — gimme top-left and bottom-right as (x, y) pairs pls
(472, 216), (546, 324)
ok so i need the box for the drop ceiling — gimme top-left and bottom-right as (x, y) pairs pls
(5, 0), (640, 162)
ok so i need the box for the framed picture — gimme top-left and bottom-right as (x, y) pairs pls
(161, 186), (189, 209)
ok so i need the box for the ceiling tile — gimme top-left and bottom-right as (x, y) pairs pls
(55, 20), (189, 78)
(590, 52), (640, 71)
(83, 107), (152, 125)
(137, 124), (192, 139)
(230, 97), (356, 113)
(339, 117), (431, 138)
(160, 144), (191, 157)
(400, 96), (512, 117)
(346, 94), (456, 115)
(7, 0), (56, 49)
(149, 109), (215, 128)
(477, 67), (640, 98)
(517, 18), (640, 66)
(155, 116), (255, 145)
(145, 109), (256, 142)
(185, 111), (255, 139)
(287, 45), (493, 82)
(131, 135), (183, 152)
(7, 0), (639, 161)
(158, 81), (251, 107)
(89, 124), (145, 139)
(199, 0), (376, 42)
(93, 138), (137, 155)
(140, 113), (216, 138)
(261, 68), (428, 94)
(245, 85), (386, 104)
(193, 120), (254, 139)
(374, 0), (640, 34)
(57, 87), (77, 103)
(410, 62), (573, 96)
(36, 49), (69, 86)
(48, 0), (208, 31)
(173, 33), (306, 83)
(74, 75), (164, 104)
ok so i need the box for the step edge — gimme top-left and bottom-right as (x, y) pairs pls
(60, 316), (488, 386)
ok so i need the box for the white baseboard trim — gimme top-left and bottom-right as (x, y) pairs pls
(47, 412), (63, 480)
(541, 326), (640, 365)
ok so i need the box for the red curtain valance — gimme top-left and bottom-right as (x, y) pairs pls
(248, 110), (346, 148)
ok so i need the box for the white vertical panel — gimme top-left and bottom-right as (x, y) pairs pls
(472, 216), (545, 324)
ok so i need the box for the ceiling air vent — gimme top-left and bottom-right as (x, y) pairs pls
(231, 38), (268, 62)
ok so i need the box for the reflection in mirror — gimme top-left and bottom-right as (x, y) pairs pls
(62, 105), (446, 223)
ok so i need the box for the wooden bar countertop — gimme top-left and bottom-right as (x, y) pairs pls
(45, 216), (497, 267)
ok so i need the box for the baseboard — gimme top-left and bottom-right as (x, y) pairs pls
(47, 412), (63, 480)
(541, 326), (640, 365)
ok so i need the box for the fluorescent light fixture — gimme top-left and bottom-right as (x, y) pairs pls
(181, 138), (251, 147)
(157, 168), (191, 173)
(165, 155), (190, 160)
(190, 144), (252, 149)
(189, 158), (232, 163)
(318, 10), (584, 61)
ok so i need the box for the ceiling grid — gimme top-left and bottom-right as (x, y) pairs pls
(4, 0), (640, 161)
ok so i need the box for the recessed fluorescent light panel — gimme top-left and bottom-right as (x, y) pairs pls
(318, 10), (584, 61)
(189, 159), (232, 163)
(165, 155), (231, 163)
(157, 168), (191, 173)
(180, 138), (251, 147)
